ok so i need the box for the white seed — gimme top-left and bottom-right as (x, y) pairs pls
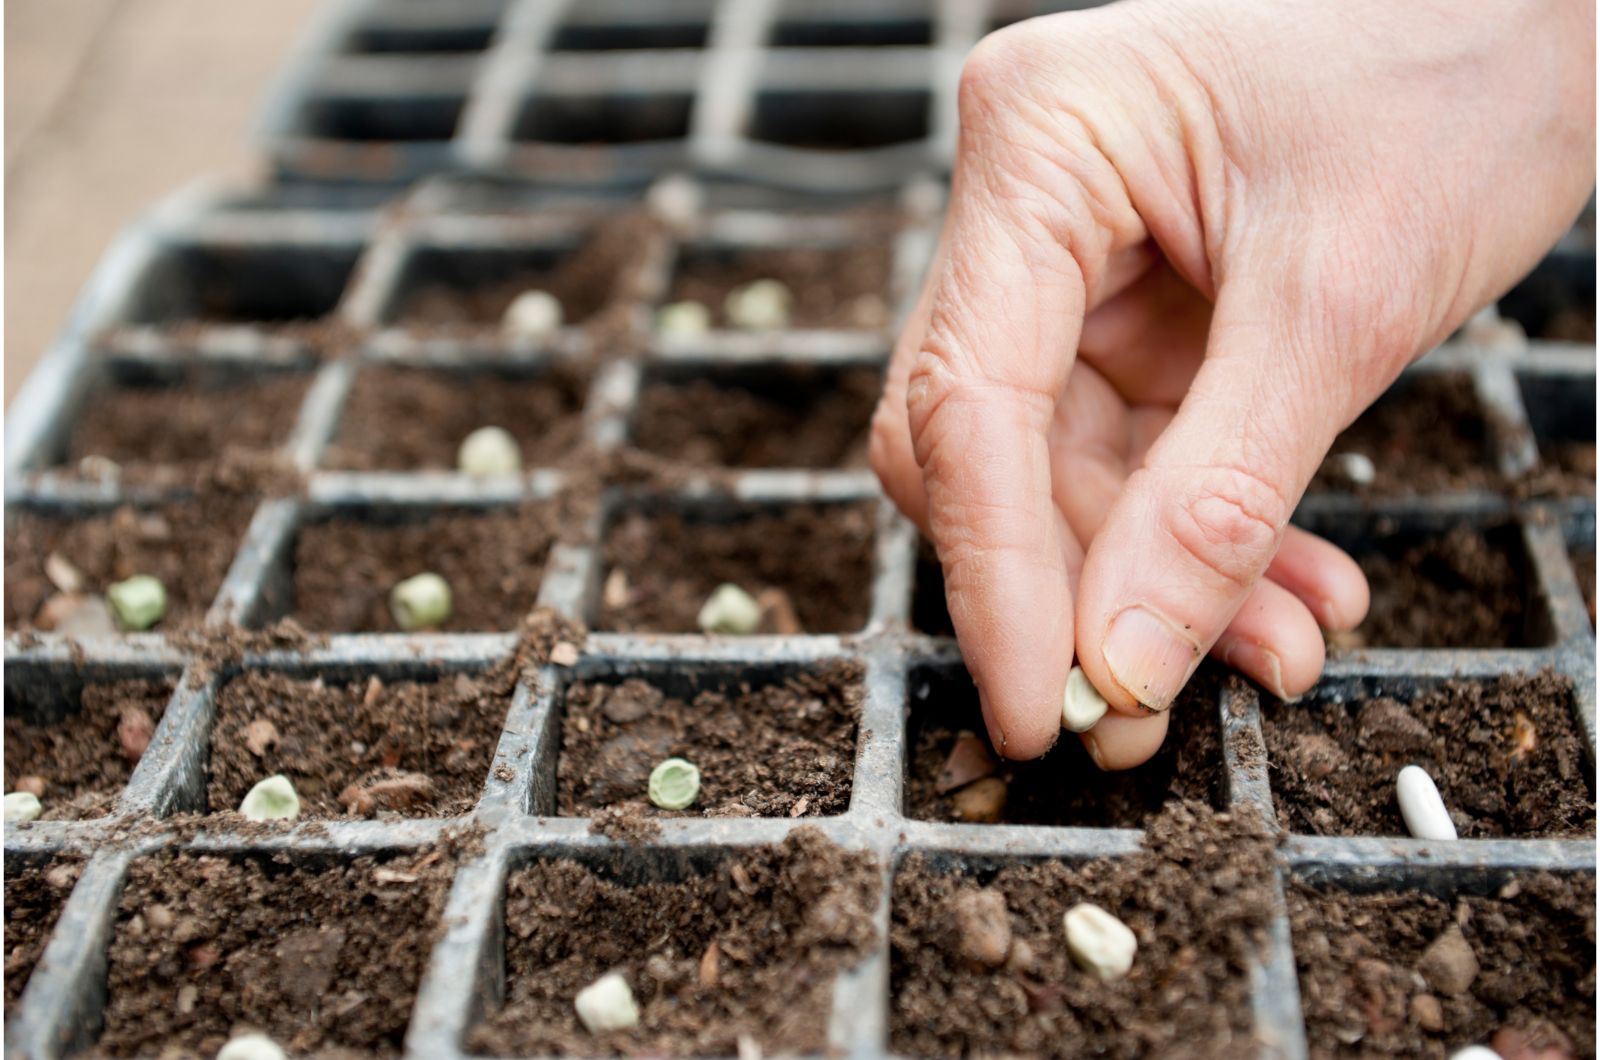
(1332, 451), (1377, 486)
(4, 791), (42, 824)
(1446, 1048), (1503, 1060)
(239, 775), (300, 822)
(1396, 764), (1457, 841)
(217, 1032), (289, 1060)
(724, 279), (792, 331)
(502, 290), (564, 339)
(1061, 666), (1109, 733)
(647, 174), (701, 229)
(656, 300), (712, 337)
(390, 572), (453, 631)
(696, 583), (761, 635)
(458, 426), (522, 477)
(574, 971), (639, 1033)
(107, 575), (167, 631)
(648, 758), (701, 810)
(44, 552), (84, 594)
(1063, 902), (1137, 981)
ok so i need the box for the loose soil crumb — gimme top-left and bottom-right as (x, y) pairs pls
(4, 858), (83, 1007)
(1262, 671), (1594, 838)
(587, 805), (662, 843)
(630, 368), (878, 469)
(667, 242), (893, 329)
(890, 799), (1276, 1058)
(4, 679), (175, 820)
(467, 828), (880, 1057)
(1289, 872), (1596, 1059)
(290, 503), (558, 632)
(1352, 523), (1528, 648)
(1533, 438), (1597, 497)
(558, 663), (860, 818)
(600, 503), (875, 634)
(94, 845), (455, 1058)
(207, 669), (509, 818)
(1310, 375), (1497, 494)
(906, 667), (1225, 827)
(323, 364), (589, 471)
(5, 500), (254, 633)
(912, 537), (954, 636)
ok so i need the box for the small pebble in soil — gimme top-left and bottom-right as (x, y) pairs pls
(457, 425), (523, 477)
(390, 571), (453, 631)
(656, 299), (711, 337)
(1063, 902), (1137, 981)
(36, 592), (116, 636)
(949, 888), (1012, 967)
(106, 574), (167, 631)
(13, 776), (47, 798)
(5, 791), (43, 823)
(1331, 450), (1378, 486)
(1417, 923), (1479, 995)
(724, 278), (792, 330)
(574, 971), (639, 1033)
(1492, 1024), (1578, 1060)
(117, 707), (155, 765)
(501, 289), (564, 338)
(697, 582), (761, 635)
(950, 776), (1007, 822)
(1061, 665), (1110, 733)
(1396, 764), (1458, 840)
(647, 757), (700, 810)
(239, 774), (300, 822)
(217, 1032), (289, 1060)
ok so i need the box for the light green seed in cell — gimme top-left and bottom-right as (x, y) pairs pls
(239, 774), (300, 822)
(696, 583), (760, 635)
(648, 757), (700, 810)
(107, 575), (167, 631)
(390, 572), (452, 631)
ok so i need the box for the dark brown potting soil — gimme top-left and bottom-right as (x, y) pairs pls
(666, 243), (893, 329)
(911, 538), (954, 636)
(1352, 524), (1527, 648)
(207, 669), (508, 818)
(1309, 375), (1496, 494)
(94, 846), (455, 1058)
(630, 368), (878, 469)
(890, 799), (1275, 1058)
(1289, 872), (1596, 1059)
(323, 364), (589, 471)
(466, 828), (880, 1057)
(557, 664), (860, 818)
(1574, 547), (1596, 627)
(1262, 671), (1593, 839)
(290, 503), (558, 632)
(4, 858), (82, 1007)
(4, 501), (253, 633)
(1539, 437), (1597, 495)
(599, 503), (876, 634)
(4, 679), (174, 820)
(905, 667), (1224, 827)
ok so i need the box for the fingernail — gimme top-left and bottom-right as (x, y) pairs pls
(1081, 730), (1108, 771)
(1101, 605), (1201, 712)
(1220, 636), (1291, 702)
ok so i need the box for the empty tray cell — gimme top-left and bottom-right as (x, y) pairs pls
(904, 663), (1224, 827)
(4, 667), (176, 821)
(3, 855), (83, 1008)
(911, 538), (953, 636)
(751, 89), (931, 150)
(206, 665), (508, 819)
(891, 801), (1274, 1057)
(1288, 870), (1596, 1058)
(301, 94), (464, 142)
(599, 499), (877, 634)
(1261, 672), (1594, 839)
(770, 9), (933, 47)
(631, 363), (879, 468)
(466, 829), (880, 1056)
(4, 500), (254, 634)
(1499, 246), (1596, 342)
(323, 363), (589, 470)
(94, 847), (454, 1058)
(284, 503), (558, 633)
(514, 91), (693, 144)
(666, 238), (894, 330)
(121, 242), (358, 327)
(556, 660), (860, 819)
(550, 18), (708, 51)
(1310, 373), (1496, 494)
(1517, 368), (1596, 496)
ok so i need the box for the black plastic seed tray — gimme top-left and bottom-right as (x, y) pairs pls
(4, 171), (1595, 1059)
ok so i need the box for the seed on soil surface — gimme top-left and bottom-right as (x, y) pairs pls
(1331, 451), (1378, 486)
(574, 971), (639, 1033)
(501, 289), (564, 338)
(934, 731), (996, 794)
(13, 776), (47, 798)
(756, 586), (804, 635)
(1396, 764), (1458, 840)
(106, 574), (167, 631)
(950, 776), (1007, 822)
(1511, 711), (1539, 762)
(244, 718), (279, 757)
(549, 640), (580, 667)
(1410, 992), (1445, 1032)
(239, 774), (300, 822)
(949, 889), (1012, 967)
(117, 706), (155, 765)
(217, 1033), (288, 1060)
(656, 299), (711, 336)
(44, 551), (83, 594)
(1492, 1024), (1577, 1060)
(1063, 902), (1138, 981)
(647, 757), (700, 810)
(457, 425), (523, 477)
(5, 791), (42, 823)
(697, 582), (761, 634)
(390, 572), (453, 631)
(34, 592), (117, 636)
(648, 174), (700, 229)
(1417, 923), (1479, 995)
(339, 770), (435, 816)
(724, 278), (792, 330)
(1062, 665), (1110, 733)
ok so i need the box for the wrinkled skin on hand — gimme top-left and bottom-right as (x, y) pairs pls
(871, 0), (1594, 766)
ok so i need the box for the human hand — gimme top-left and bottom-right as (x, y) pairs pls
(871, 0), (1595, 766)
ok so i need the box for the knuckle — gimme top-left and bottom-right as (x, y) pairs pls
(957, 31), (1025, 121)
(1158, 465), (1289, 590)
(867, 395), (908, 480)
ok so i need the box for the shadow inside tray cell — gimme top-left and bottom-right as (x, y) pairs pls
(1286, 868), (1596, 1058)
(1500, 242), (1596, 342)
(770, 15), (933, 47)
(666, 237), (894, 330)
(1308, 372), (1499, 495)
(550, 19), (708, 50)
(345, 21), (500, 54)
(1259, 671), (1595, 839)
(750, 89), (930, 149)
(598, 497), (877, 635)
(92, 847), (453, 1057)
(3, 853), (83, 1010)
(122, 242), (359, 326)
(553, 659), (860, 819)
(1517, 369), (1596, 496)
(301, 94), (465, 142)
(904, 662), (1226, 828)
(515, 92), (693, 145)
(911, 537), (953, 636)
(466, 831), (880, 1057)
